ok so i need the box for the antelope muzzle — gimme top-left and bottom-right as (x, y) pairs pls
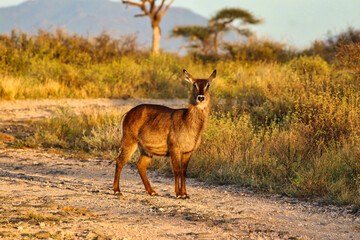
(197, 95), (206, 103)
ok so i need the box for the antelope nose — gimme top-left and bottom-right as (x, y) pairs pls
(197, 95), (205, 102)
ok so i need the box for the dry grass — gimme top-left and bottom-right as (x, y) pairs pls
(6, 28), (360, 206)
(19, 97), (360, 206)
(0, 75), (65, 100)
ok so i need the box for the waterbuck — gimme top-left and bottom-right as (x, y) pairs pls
(113, 69), (216, 198)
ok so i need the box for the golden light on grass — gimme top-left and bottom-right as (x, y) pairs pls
(2, 29), (360, 206)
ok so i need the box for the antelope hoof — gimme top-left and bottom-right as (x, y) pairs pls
(176, 194), (189, 199)
(147, 191), (158, 196)
(181, 195), (190, 199)
(114, 191), (123, 196)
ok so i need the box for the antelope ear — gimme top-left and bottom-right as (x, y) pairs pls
(208, 70), (216, 83)
(183, 69), (195, 83)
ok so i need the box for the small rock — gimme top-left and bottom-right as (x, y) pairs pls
(85, 231), (98, 239)
(0, 231), (11, 237)
(35, 231), (51, 239)
(63, 206), (73, 211)
(351, 205), (359, 213)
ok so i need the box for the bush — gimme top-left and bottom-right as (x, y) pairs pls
(223, 37), (296, 63)
(21, 103), (360, 205)
(6, 27), (360, 205)
(335, 42), (360, 76)
(288, 55), (330, 75)
(0, 29), (194, 99)
(304, 27), (360, 63)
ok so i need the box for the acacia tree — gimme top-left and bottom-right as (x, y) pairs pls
(171, 25), (214, 54)
(210, 8), (262, 55)
(122, 0), (175, 54)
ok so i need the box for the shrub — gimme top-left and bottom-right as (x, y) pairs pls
(223, 37), (296, 63)
(5, 27), (360, 205)
(288, 55), (330, 75)
(335, 42), (360, 76)
(304, 27), (360, 63)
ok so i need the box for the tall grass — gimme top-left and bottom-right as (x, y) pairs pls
(21, 103), (360, 205)
(6, 28), (360, 205)
(0, 30), (193, 99)
(21, 107), (124, 155)
(191, 114), (360, 205)
(19, 54), (360, 205)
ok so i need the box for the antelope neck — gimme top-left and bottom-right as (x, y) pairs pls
(185, 100), (210, 123)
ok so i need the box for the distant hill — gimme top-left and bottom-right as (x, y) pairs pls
(0, 0), (208, 52)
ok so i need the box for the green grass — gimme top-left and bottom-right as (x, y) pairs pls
(18, 107), (125, 158)
(5, 29), (360, 206)
(19, 102), (360, 206)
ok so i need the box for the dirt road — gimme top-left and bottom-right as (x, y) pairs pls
(0, 98), (187, 123)
(0, 99), (359, 239)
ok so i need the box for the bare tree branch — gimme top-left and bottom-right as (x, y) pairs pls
(159, 0), (174, 18)
(134, 13), (147, 17)
(122, 0), (142, 7)
(123, 0), (151, 16)
(150, 0), (156, 15)
(155, 0), (166, 16)
(223, 19), (234, 25)
(122, 0), (175, 53)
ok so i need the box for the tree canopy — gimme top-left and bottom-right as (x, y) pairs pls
(171, 25), (215, 54)
(210, 8), (261, 24)
(170, 7), (262, 55)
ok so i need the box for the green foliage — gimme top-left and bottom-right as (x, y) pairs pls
(288, 55), (330, 75)
(171, 25), (215, 54)
(5, 27), (360, 206)
(210, 8), (261, 25)
(171, 7), (262, 56)
(0, 29), (191, 99)
(223, 38), (295, 63)
(22, 108), (126, 158)
(25, 100), (360, 205)
(172, 25), (214, 40)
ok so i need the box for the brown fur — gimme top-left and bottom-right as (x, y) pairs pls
(113, 69), (216, 198)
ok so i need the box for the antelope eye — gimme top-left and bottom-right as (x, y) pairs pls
(193, 82), (197, 88)
(206, 83), (210, 89)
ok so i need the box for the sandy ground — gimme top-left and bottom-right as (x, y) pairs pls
(0, 98), (359, 239)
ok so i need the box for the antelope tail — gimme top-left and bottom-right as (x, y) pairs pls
(108, 112), (128, 166)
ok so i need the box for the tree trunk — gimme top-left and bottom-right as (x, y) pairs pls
(152, 25), (161, 54)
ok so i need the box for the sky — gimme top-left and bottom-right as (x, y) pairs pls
(1, 0), (359, 49)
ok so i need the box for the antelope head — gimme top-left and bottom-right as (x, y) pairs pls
(183, 69), (216, 106)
